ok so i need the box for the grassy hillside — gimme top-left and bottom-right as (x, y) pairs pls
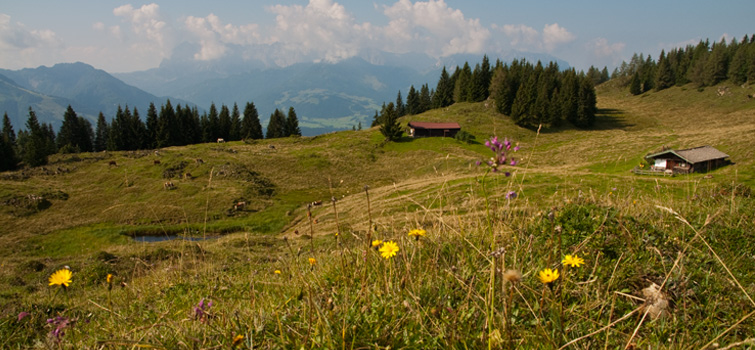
(1, 82), (754, 348)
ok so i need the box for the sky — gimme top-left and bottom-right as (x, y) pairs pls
(1, 0), (753, 73)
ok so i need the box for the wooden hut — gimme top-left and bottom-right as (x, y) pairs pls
(407, 122), (461, 138)
(644, 145), (729, 174)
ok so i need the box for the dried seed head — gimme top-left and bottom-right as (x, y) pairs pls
(503, 269), (522, 283)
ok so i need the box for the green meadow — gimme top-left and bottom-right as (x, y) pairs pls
(1, 81), (754, 348)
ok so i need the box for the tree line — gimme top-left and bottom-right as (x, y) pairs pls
(376, 55), (598, 140)
(0, 102), (301, 171)
(585, 34), (755, 95)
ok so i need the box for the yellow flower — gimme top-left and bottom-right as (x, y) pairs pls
(371, 240), (383, 248)
(562, 255), (585, 268)
(49, 269), (73, 288)
(232, 334), (244, 348)
(308, 258), (317, 266)
(106, 273), (113, 284)
(379, 241), (399, 259)
(537, 268), (559, 284)
(274, 270), (281, 274)
(408, 229), (426, 238)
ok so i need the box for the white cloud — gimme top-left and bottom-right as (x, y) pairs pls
(542, 23), (575, 51)
(0, 13), (62, 69)
(589, 37), (625, 58)
(266, 0), (368, 65)
(381, 0), (490, 56)
(184, 13), (260, 61)
(499, 22), (574, 53)
(501, 24), (540, 51)
(113, 3), (169, 54)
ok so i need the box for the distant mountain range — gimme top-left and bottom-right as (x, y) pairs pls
(1, 50), (568, 135)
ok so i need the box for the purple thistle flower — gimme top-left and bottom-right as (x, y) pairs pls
(194, 298), (212, 322)
(506, 191), (517, 199)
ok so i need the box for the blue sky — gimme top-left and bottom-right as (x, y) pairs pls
(1, 0), (752, 73)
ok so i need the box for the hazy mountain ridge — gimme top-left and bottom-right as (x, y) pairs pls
(0, 62), (193, 129)
(1, 50), (568, 134)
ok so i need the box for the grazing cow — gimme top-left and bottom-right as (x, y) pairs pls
(233, 201), (247, 211)
(183, 173), (192, 180)
(163, 181), (175, 190)
(269, 145), (276, 149)
(153, 160), (161, 165)
(108, 160), (118, 167)
(311, 200), (323, 206)
(154, 150), (160, 156)
(217, 138), (225, 143)
(195, 158), (204, 164)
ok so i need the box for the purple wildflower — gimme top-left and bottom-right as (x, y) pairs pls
(194, 298), (212, 322)
(47, 316), (75, 342)
(480, 136), (519, 173)
(506, 191), (517, 199)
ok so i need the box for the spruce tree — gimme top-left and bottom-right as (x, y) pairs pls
(511, 70), (538, 127)
(207, 103), (220, 141)
(218, 104), (231, 140)
(0, 113), (17, 171)
(23, 107), (49, 166)
(418, 84), (432, 113)
(406, 86), (419, 115)
(266, 109), (286, 139)
(286, 107), (301, 136)
(2, 113), (16, 145)
(395, 91), (406, 117)
(57, 105), (80, 152)
(146, 103), (159, 148)
(379, 102), (402, 141)
(575, 77), (597, 128)
(453, 62), (473, 103)
(241, 102), (263, 140)
(629, 72), (642, 95)
(432, 67), (454, 108)
(655, 50), (674, 91)
(230, 103), (241, 141)
(94, 112), (108, 152)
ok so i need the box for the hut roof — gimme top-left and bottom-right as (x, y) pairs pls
(408, 122), (461, 130)
(646, 145), (729, 164)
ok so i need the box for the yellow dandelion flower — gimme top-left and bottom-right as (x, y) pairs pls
(371, 239), (383, 248)
(49, 269), (73, 288)
(408, 229), (426, 238)
(379, 241), (399, 259)
(308, 257), (317, 266)
(232, 334), (244, 347)
(562, 254), (585, 268)
(274, 270), (281, 274)
(106, 273), (113, 284)
(537, 268), (559, 284)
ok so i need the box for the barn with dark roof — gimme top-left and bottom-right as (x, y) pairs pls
(407, 122), (461, 138)
(645, 145), (730, 174)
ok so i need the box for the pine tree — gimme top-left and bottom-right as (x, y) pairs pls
(406, 86), (419, 115)
(57, 105), (80, 153)
(453, 62), (473, 103)
(207, 103), (220, 141)
(357, 121), (362, 130)
(511, 68), (538, 127)
(157, 100), (176, 147)
(0, 113), (17, 171)
(94, 112), (108, 152)
(230, 103), (241, 141)
(370, 110), (380, 127)
(286, 107), (301, 136)
(575, 77), (597, 128)
(130, 107), (148, 150)
(629, 72), (642, 95)
(395, 91), (406, 117)
(218, 104), (231, 140)
(379, 102), (402, 141)
(23, 107), (49, 166)
(2, 113), (16, 145)
(266, 109), (286, 139)
(145, 102), (159, 148)
(241, 102), (263, 140)
(655, 50), (674, 91)
(419, 84), (432, 113)
(432, 67), (454, 108)
(704, 39), (729, 85)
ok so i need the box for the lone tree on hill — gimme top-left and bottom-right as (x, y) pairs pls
(379, 102), (402, 141)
